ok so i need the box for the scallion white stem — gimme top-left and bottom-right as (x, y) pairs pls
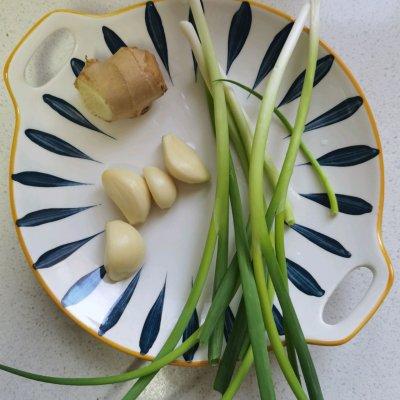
(180, 20), (295, 225)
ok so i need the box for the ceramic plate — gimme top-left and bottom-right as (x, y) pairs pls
(4, 0), (393, 365)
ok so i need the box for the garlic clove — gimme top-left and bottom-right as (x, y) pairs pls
(162, 134), (210, 184)
(102, 168), (151, 225)
(143, 166), (177, 209)
(105, 220), (145, 282)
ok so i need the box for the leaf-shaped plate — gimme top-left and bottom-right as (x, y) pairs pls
(4, 0), (393, 366)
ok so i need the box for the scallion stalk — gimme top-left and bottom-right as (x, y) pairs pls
(275, 210), (301, 380)
(206, 87), (306, 399)
(222, 346), (253, 400)
(213, 299), (248, 393)
(217, 79), (338, 215)
(249, 1), (324, 398)
(228, 158), (276, 400)
(180, 21), (295, 225)
(121, 221), (218, 399)
(185, 0), (231, 365)
(0, 329), (200, 386)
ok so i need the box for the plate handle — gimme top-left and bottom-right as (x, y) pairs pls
(6, 11), (86, 93)
(318, 247), (393, 343)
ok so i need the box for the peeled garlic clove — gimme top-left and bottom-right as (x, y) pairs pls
(105, 220), (145, 282)
(162, 134), (210, 184)
(102, 168), (151, 225)
(143, 166), (177, 209)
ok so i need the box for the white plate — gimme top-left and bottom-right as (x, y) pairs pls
(4, 0), (393, 365)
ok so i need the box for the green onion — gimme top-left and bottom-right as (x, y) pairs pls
(121, 222), (217, 399)
(0, 329), (200, 386)
(207, 89), (306, 398)
(265, 0), (320, 225)
(222, 346), (253, 400)
(180, 21), (295, 225)
(249, 1), (324, 398)
(213, 300), (248, 393)
(207, 83), (307, 398)
(228, 157), (275, 400)
(197, 20), (307, 394)
(205, 87), (253, 395)
(216, 79), (338, 215)
(184, 0), (230, 365)
(275, 210), (301, 380)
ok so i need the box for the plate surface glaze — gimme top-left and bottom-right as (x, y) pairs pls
(5, 0), (393, 364)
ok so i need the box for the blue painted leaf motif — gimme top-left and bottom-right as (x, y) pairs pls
(304, 96), (363, 132)
(34, 232), (103, 270)
(252, 22), (293, 90)
(286, 259), (325, 297)
(278, 54), (334, 107)
(223, 306), (235, 342)
(62, 266), (106, 307)
(291, 224), (351, 258)
(300, 193), (373, 215)
(272, 305), (284, 336)
(12, 171), (88, 187)
(102, 26), (127, 54)
(139, 279), (167, 354)
(70, 58), (85, 77)
(98, 270), (142, 336)
(16, 206), (95, 227)
(182, 308), (200, 362)
(145, 1), (171, 81)
(42, 94), (115, 140)
(25, 129), (99, 162)
(188, 0), (204, 78)
(312, 145), (379, 167)
(226, 2), (252, 74)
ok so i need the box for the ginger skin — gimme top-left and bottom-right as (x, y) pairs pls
(75, 47), (167, 122)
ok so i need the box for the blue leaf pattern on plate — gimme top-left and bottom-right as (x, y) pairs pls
(291, 224), (351, 258)
(182, 308), (200, 362)
(16, 206), (95, 227)
(12, 171), (88, 187)
(312, 145), (379, 167)
(139, 278), (167, 354)
(70, 58), (85, 77)
(304, 96), (363, 132)
(62, 266), (106, 307)
(272, 305), (284, 336)
(300, 193), (373, 215)
(102, 26), (127, 54)
(223, 306), (235, 342)
(252, 22), (293, 90)
(145, 1), (171, 81)
(34, 232), (103, 270)
(25, 129), (99, 162)
(42, 94), (115, 140)
(226, 2), (252, 74)
(278, 54), (334, 107)
(98, 270), (142, 336)
(286, 258), (325, 297)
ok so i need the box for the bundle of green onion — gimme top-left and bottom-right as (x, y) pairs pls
(0, 1), (333, 398)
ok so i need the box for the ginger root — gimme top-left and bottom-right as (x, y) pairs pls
(75, 47), (167, 122)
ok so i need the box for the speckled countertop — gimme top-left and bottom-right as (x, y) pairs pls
(1, 1), (399, 399)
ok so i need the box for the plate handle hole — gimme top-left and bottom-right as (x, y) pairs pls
(323, 266), (373, 325)
(24, 28), (75, 87)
